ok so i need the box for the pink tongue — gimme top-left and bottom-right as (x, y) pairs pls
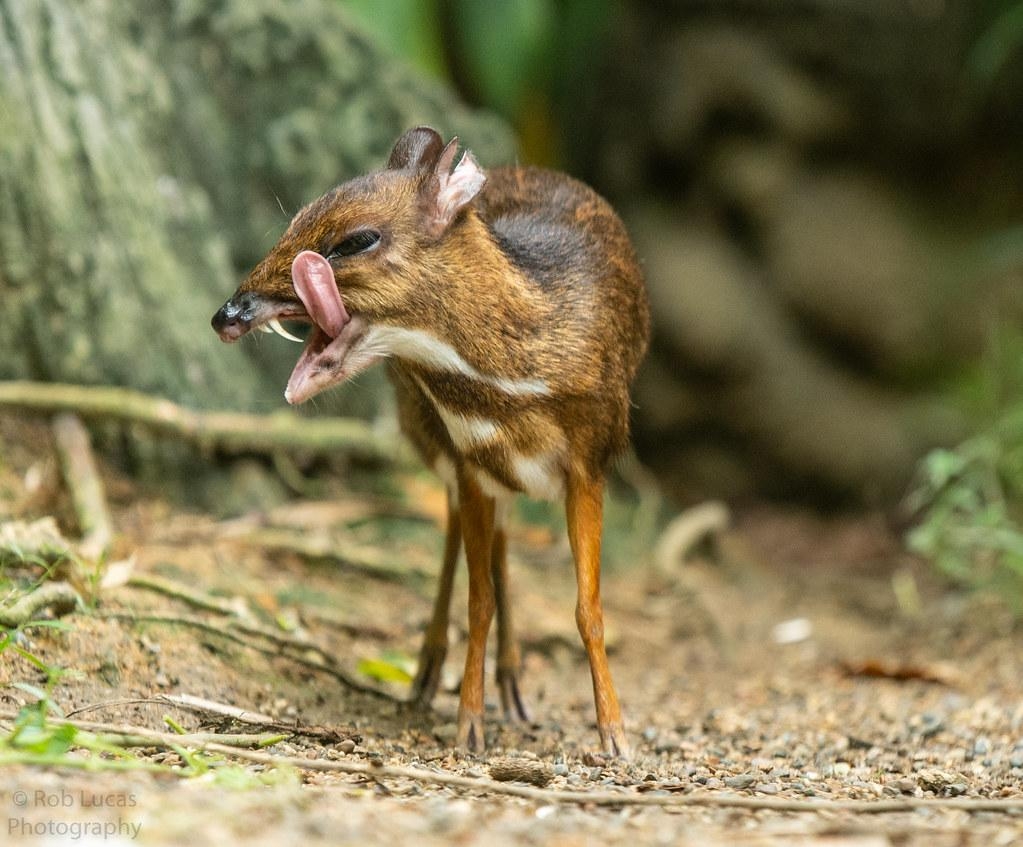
(291, 250), (349, 338)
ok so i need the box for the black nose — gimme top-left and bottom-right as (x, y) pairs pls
(212, 293), (258, 341)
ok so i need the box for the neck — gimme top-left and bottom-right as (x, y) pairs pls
(395, 213), (549, 380)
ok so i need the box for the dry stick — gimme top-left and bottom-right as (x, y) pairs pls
(0, 713), (281, 749)
(0, 380), (403, 462)
(124, 573), (394, 659)
(0, 712), (1020, 815)
(96, 610), (397, 700)
(51, 412), (114, 561)
(155, 694), (347, 742)
(126, 574), (243, 616)
(65, 698), (170, 719)
(156, 694), (283, 727)
(233, 527), (433, 588)
(65, 695), (346, 743)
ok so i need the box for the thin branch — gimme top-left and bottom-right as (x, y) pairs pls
(96, 610), (397, 700)
(1, 711), (1021, 814)
(0, 713), (283, 749)
(155, 694), (285, 727)
(155, 694), (347, 742)
(125, 574), (242, 616)
(0, 380), (406, 463)
(228, 527), (433, 588)
(64, 698), (168, 718)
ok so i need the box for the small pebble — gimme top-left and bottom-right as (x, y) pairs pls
(705, 778), (724, 790)
(337, 739), (356, 755)
(724, 774), (756, 789)
(756, 782), (780, 795)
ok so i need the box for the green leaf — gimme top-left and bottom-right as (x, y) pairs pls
(357, 654), (414, 684)
(10, 681), (49, 701)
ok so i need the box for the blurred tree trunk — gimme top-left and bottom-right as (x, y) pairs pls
(0, 0), (513, 412)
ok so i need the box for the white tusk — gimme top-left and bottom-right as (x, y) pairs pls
(267, 318), (303, 343)
(257, 324), (273, 334)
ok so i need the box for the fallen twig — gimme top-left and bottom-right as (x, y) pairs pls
(64, 698), (169, 718)
(156, 694), (282, 727)
(0, 712), (285, 750)
(51, 413), (113, 561)
(0, 582), (82, 627)
(1, 711), (1021, 814)
(0, 380), (404, 463)
(125, 574), (243, 616)
(96, 610), (397, 700)
(227, 527), (433, 588)
(155, 694), (347, 742)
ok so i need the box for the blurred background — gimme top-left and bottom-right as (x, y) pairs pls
(2, 0), (1022, 587)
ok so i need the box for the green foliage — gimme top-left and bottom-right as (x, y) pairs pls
(338, 0), (614, 164)
(342, 0), (449, 80)
(968, 1), (1023, 88)
(357, 649), (414, 684)
(907, 405), (1023, 608)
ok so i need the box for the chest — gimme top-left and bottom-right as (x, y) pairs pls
(394, 364), (568, 502)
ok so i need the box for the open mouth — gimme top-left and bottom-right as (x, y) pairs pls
(279, 250), (377, 405)
(225, 250), (377, 405)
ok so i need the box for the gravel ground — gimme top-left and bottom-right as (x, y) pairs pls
(1, 419), (1022, 845)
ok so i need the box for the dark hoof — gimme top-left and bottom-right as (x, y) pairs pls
(408, 646), (445, 707)
(496, 668), (530, 723)
(456, 710), (486, 753)
(599, 723), (631, 759)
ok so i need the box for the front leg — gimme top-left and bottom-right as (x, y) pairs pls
(565, 472), (630, 758)
(455, 469), (496, 753)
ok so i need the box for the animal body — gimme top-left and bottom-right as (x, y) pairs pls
(212, 127), (650, 755)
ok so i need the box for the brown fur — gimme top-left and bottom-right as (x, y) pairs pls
(212, 127), (650, 755)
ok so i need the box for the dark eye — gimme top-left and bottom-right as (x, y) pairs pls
(326, 229), (381, 260)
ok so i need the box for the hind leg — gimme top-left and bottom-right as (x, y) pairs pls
(491, 501), (529, 722)
(409, 489), (460, 706)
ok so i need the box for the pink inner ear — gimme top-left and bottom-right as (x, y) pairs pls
(291, 251), (349, 338)
(434, 150), (486, 230)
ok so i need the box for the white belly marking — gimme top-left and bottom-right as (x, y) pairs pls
(414, 376), (502, 451)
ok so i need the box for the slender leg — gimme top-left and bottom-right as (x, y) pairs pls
(565, 472), (629, 758)
(409, 489), (460, 706)
(455, 470), (496, 753)
(492, 513), (529, 722)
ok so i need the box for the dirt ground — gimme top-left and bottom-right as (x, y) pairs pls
(2, 416), (1023, 846)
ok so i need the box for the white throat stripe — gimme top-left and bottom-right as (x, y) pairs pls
(368, 325), (550, 396)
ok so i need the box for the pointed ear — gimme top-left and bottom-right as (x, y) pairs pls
(387, 126), (444, 171)
(422, 137), (486, 238)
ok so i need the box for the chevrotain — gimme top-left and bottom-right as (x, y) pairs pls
(212, 126), (650, 756)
